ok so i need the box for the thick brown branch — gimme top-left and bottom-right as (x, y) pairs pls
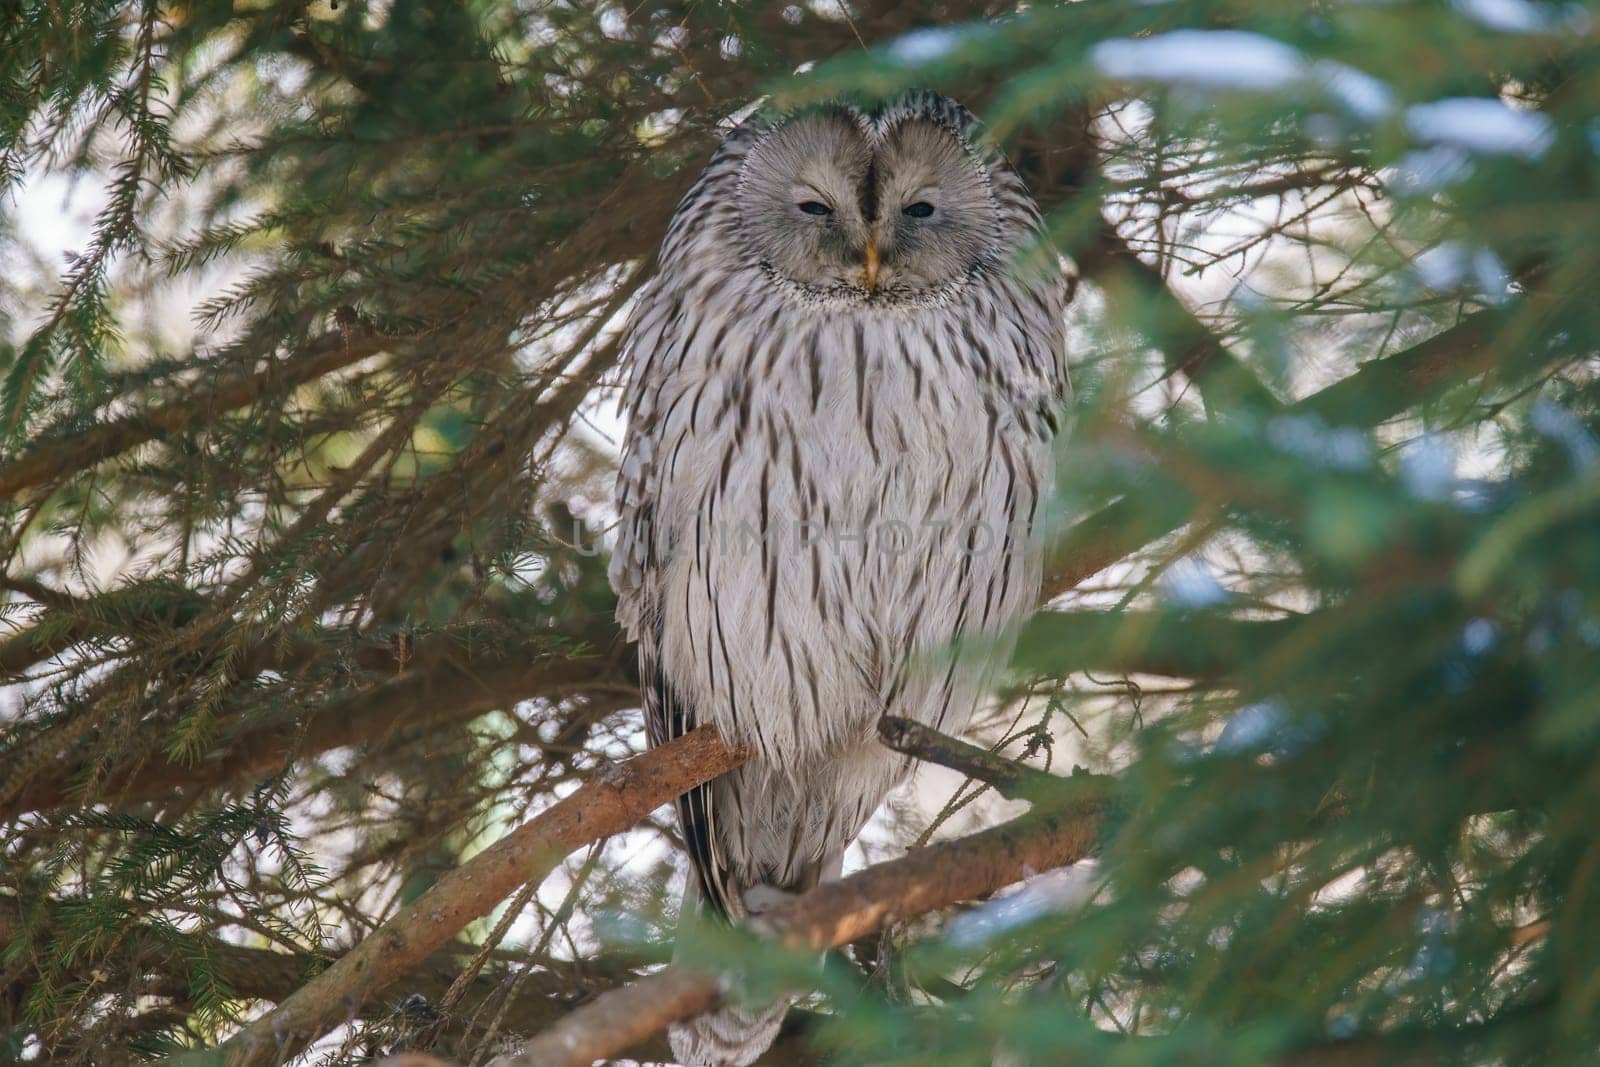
(219, 724), (749, 1067)
(496, 787), (1107, 1067)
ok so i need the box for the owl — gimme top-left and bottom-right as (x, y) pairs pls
(610, 90), (1068, 1065)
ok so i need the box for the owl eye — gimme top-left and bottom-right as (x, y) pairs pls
(797, 201), (832, 216)
(903, 202), (935, 219)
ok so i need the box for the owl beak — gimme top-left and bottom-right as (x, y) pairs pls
(862, 237), (881, 292)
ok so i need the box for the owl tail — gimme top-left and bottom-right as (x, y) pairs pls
(668, 877), (792, 1066)
(668, 998), (790, 1067)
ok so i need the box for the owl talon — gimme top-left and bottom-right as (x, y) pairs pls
(741, 883), (796, 917)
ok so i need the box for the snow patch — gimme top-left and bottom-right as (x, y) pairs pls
(1404, 97), (1555, 160)
(1091, 30), (1305, 91)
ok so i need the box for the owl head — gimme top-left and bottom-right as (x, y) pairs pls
(727, 91), (1025, 308)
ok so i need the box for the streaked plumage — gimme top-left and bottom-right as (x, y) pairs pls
(610, 91), (1068, 1065)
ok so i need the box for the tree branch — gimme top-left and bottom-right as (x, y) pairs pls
(1078, 219), (1280, 411)
(492, 786), (1107, 1067)
(1042, 493), (1185, 601)
(218, 724), (749, 1067)
(0, 330), (389, 500)
(0, 900), (643, 1048)
(0, 579), (212, 680)
(1294, 308), (1499, 425)
(877, 714), (1067, 801)
(8, 604), (1265, 819)
(1, 637), (624, 819)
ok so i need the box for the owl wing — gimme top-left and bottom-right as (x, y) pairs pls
(611, 115), (766, 637)
(606, 279), (661, 647)
(610, 276), (743, 921)
(609, 120), (773, 921)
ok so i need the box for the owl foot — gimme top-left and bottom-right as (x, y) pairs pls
(741, 883), (797, 917)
